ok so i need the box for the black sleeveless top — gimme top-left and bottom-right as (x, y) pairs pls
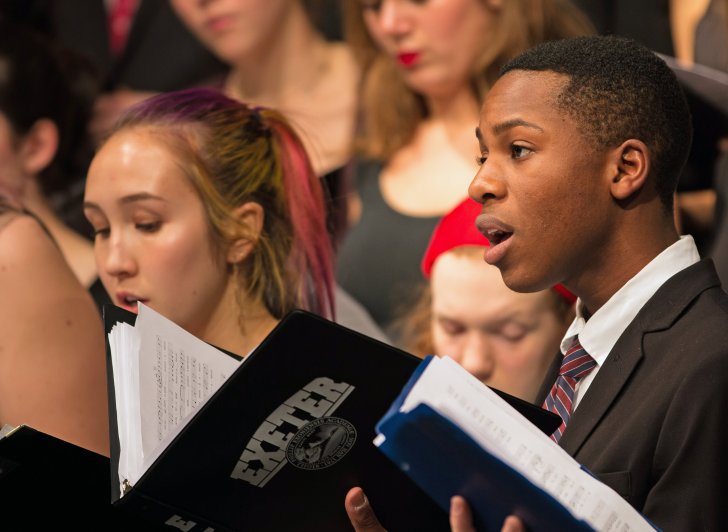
(336, 160), (440, 334)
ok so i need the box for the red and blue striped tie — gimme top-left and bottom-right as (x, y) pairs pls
(543, 336), (597, 443)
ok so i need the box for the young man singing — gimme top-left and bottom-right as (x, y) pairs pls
(347, 35), (728, 531)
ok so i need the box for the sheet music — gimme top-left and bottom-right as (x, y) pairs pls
(399, 356), (653, 532)
(108, 303), (242, 491)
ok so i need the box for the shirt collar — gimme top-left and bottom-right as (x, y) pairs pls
(562, 235), (700, 366)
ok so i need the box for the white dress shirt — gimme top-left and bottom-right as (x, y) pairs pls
(563, 235), (701, 410)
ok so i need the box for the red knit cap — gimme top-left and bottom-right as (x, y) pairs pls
(421, 198), (576, 304)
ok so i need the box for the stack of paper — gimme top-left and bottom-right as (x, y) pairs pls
(107, 303), (242, 492)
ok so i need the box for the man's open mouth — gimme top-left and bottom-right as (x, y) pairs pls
(485, 229), (512, 246)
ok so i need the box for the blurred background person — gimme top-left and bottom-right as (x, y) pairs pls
(5, 0), (229, 145)
(0, 195), (108, 455)
(66, 1), (226, 145)
(0, 20), (111, 308)
(337, 0), (593, 343)
(171, 0), (357, 243)
(400, 198), (575, 402)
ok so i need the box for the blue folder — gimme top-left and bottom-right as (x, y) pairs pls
(375, 357), (594, 532)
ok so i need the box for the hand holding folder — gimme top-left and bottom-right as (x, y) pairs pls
(373, 356), (658, 532)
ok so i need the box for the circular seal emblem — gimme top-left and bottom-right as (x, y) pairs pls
(286, 417), (357, 470)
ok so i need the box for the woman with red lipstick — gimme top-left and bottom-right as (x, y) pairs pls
(84, 88), (335, 357)
(0, 194), (109, 455)
(336, 0), (592, 342)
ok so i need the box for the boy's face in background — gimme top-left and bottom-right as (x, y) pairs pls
(430, 248), (569, 403)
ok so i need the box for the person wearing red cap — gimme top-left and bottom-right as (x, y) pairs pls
(400, 197), (575, 403)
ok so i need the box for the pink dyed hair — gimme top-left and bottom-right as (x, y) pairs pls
(113, 88), (335, 319)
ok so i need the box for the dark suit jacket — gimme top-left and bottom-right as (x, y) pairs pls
(49, 0), (226, 91)
(536, 259), (728, 530)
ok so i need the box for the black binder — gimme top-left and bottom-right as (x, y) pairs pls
(102, 306), (560, 531)
(104, 306), (448, 531)
(0, 425), (161, 531)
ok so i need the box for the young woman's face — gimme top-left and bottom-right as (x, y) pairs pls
(84, 128), (234, 337)
(360, 0), (498, 98)
(171, 0), (288, 64)
(430, 249), (569, 402)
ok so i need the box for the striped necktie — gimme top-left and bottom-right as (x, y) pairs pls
(543, 335), (597, 443)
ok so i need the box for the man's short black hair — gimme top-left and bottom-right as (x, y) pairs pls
(500, 35), (692, 212)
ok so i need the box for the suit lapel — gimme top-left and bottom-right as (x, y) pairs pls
(558, 259), (721, 455)
(558, 326), (643, 455)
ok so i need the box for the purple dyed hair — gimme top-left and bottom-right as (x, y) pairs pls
(111, 88), (335, 320)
